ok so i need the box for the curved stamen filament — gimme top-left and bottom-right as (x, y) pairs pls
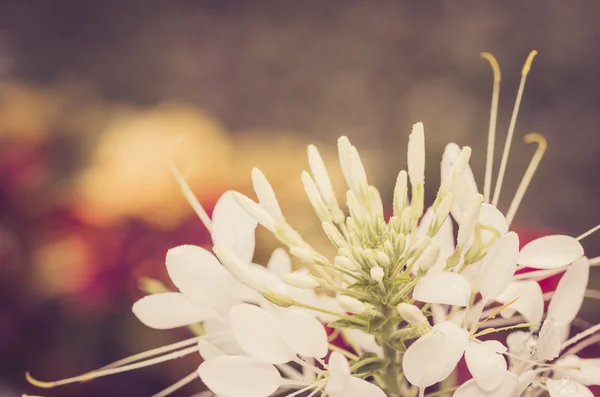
(492, 50), (538, 207)
(505, 133), (547, 226)
(151, 371), (198, 397)
(481, 52), (501, 204)
(26, 345), (199, 389)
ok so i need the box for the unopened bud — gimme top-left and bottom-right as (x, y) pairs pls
(307, 144), (345, 223)
(370, 265), (384, 282)
(409, 235), (431, 258)
(417, 244), (440, 272)
(252, 168), (284, 222)
(334, 255), (360, 271)
(407, 122), (425, 186)
(337, 295), (366, 314)
(301, 171), (333, 223)
(263, 291), (294, 307)
(393, 170), (408, 217)
(376, 250), (390, 267)
(322, 222), (347, 248)
(283, 272), (320, 289)
(397, 303), (427, 324)
(233, 192), (276, 232)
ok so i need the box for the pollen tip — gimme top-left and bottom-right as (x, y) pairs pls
(481, 52), (501, 81)
(25, 372), (53, 389)
(521, 50), (538, 76)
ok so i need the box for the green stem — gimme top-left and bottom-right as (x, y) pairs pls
(381, 308), (401, 397)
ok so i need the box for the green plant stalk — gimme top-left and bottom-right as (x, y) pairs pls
(380, 307), (401, 397)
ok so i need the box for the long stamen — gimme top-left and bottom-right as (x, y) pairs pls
(481, 52), (501, 204)
(505, 133), (547, 226)
(576, 222), (600, 241)
(151, 371), (198, 397)
(26, 345), (199, 389)
(560, 322), (600, 351)
(561, 333), (600, 357)
(284, 381), (322, 397)
(169, 162), (212, 232)
(491, 50), (538, 207)
(95, 335), (205, 371)
(306, 382), (326, 397)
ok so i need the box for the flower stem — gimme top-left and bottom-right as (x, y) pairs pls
(380, 307), (402, 397)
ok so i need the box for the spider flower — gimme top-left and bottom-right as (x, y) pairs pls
(26, 51), (600, 397)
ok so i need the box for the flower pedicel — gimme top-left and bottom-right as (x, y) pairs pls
(26, 51), (600, 397)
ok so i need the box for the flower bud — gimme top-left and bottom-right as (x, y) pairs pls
(337, 295), (366, 314)
(334, 255), (359, 271)
(283, 273), (320, 289)
(397, 303), (427, 324)
(371, 265), (384, 282)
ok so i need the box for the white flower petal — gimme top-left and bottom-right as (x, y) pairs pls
(266, 248), (292, 279)
(546, 378), (594, 397)
(496, 281), (544, 324)
(555, 355), (600, 386)
(414, 271), (471, 306)
(230, 304), (295, 364)
(518, 235), (584, 269)
(212, 191), (258, 264)
(454, 372), (518, 397)
(198, 355), (281, 397)
(197, 341), (224, 361)
(280, 309), (328, 358)
(327, 351), (351, 394)
(479, 203), (508, 243)
(328, 376), (386, 397)
(203, 316), (243, 355)
(511, 370), (536, 397)
(464, 341), (508, 391)
(435, 321), (470, 381)
(535, 317), (561, 361)
(403, 331), (448, 388)
(132, 292), (217, 330)
(166, 245), (231, 307)
(479, 232), (519, 300)
(213, 245), (265, 292)
(403, 321), (468, 388)
(548, 257), (589, 325)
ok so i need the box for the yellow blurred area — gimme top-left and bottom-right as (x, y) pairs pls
(73, 103), (233, 229)
(32, 235), (94, 296)
(0, 83), (64, 142)
(72, 101), (383, 231)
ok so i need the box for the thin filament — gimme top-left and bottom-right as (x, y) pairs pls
(492, 50), (538, 207)
(481, 52), (501, 204)
(97, 335), (205, 371)
(284, 381), (321, 397)
(560, 322), (600, 351)
(576, 223), (600, 241)
(151, 371), (198, 397)
(169, 162), (212, 232)
(505, 133), (547, 226)
(26, 345), (199, 389)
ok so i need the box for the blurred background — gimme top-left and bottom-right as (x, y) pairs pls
(1, 1), (600, 396)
